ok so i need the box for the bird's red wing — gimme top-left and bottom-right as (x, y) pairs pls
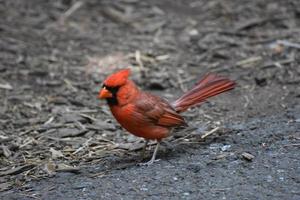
(134, 92), (186, 127)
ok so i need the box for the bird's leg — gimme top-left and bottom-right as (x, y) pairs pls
(142, 141), (160, 165)
(138, 140), (161, 166)
(149, 141), (160, 163)
(140, 139), (149, 159)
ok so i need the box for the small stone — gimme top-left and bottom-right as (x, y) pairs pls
(188, 29), (199, 36)
(221, 144), (231, 152)
(183, 192), (190, 196)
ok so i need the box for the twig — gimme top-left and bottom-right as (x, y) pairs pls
(73, 138), (93, 155)
(201, 127), (220, 139)
(176, 73), (187, 93)
(19, 138), (37, 149)
(101, 6), (138, 29)
(135, 50), (144, 70)
(17, 193), (40, 200)
(283, 143), (300, 147)
(0, 164), (35, 176)
(235, 17), (286, 31)
(277, 40), (300, 49)
(80, 113), (98, 121)
(59, 1), (84, 23)
(43, 116), (55, 126)
(262, 58), (294, 69)
(244, 95), (250, 108)
(45, 136), (75, 142)
(236, 56), (262, 68)
(66, 109), (98, 113)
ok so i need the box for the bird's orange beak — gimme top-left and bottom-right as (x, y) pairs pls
(98, 87), (113, 99)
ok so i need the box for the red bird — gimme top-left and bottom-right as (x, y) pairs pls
(98, 69), (235, 164)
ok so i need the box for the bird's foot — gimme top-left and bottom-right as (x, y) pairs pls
(138, 159), (160, 166)
(138, 140), (161, 166)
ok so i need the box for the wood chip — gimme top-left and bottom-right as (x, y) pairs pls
(242, 152), (255, 161)
(56, 164), (80, 174)
(213, 153), (229, 160)
(58, 128), (88, 138)
(0, 83), (13, 90)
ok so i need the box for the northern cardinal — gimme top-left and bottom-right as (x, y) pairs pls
(98, 69), (235, 164)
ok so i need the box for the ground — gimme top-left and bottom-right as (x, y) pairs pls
(0, 0), (300, 199)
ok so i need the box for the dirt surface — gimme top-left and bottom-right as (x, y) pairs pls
(0, 0), (300, 199)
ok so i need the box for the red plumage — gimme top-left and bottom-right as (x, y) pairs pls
(172, 73), (235, 112)
(98, 69), (235, 164)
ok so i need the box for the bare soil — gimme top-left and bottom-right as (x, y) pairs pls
(0, 0), (299, 199)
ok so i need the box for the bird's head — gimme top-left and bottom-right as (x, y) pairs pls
(98, 68), (131, 105)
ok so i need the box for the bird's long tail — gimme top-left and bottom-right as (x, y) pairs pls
(172, 74), (236, 113)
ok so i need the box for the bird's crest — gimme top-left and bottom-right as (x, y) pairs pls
(103, 68), (131, 87)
